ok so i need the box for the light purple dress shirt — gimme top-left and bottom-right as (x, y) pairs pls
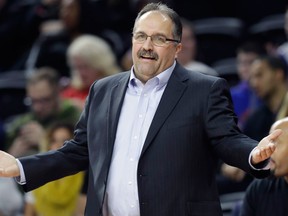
(102, 62), (176, 216)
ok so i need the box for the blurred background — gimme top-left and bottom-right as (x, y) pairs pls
(0, 1), (288, 215)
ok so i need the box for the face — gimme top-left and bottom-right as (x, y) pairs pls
(27, 80), (59, 121)
(177, 24), (196, 65)
(50, 127), (73, 150)
(269, 121), (288, 179)
(70, 56), (103, 88)
(249, 60), (278, 100)
(132, 11), (182, 83)
(236, 52), (258, 81)
(60, 0), (80, 30)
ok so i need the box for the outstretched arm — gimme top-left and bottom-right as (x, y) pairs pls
(251, 129), (282, 165)
(0, 151), (20, 177)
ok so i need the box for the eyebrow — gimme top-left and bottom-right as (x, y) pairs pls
(135, 31), (169, 37)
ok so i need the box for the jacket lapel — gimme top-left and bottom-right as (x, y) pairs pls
(107, 72), (130, 154)
(140, 65), (189, 156)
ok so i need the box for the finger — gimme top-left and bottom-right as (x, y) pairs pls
(267, 129), (282, 141)
(257, 145), (275, 159)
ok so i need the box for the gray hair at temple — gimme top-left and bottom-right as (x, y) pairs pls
(133, 2), (182, 42)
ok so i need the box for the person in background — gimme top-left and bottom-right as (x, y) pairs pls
(5, 67), (80, 157)
(240, 117), (288, 216)
(243, 55), (288, 141)
(61, 34), (120, 110)
(0, 0), (60, 72)
(0, 177), (23, 216)
(27, 0), (83, 77)
(230, 41), (266, 130)
(24, 122), (84, 216)
(0, 3), (282, 216)
(216, 41), (266, 195)
(177, 17), (218, 76)
(61, 34), (121, 214)
(217, 54), (288, 195)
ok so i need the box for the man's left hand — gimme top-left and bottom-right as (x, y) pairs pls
(251, 129), (282, 165)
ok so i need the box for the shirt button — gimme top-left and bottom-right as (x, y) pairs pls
(131, 204), (135, 208)
(130, 158), (134, 161)
(128, 181), (132, 185)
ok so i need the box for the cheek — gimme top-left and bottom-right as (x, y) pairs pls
(132, 45), (141, 58)
(275, 151), (288, 169)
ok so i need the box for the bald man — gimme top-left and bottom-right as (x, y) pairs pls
(240, 117), (288, 216)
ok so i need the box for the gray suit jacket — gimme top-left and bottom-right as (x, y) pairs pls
(20, 63), (268, 216)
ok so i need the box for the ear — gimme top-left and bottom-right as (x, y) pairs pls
(174, 43), (182, 59)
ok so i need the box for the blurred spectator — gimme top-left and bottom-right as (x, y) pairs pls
(177, 18), (218, 76)
(26, 0), (83, 78)
(0, 177), (23, 216)
(243, 55), (288, 141)
(61, 34), (120, 110)
(0, 0), (60, 72)
(239, 117), (288, 216)
(230, 41), (265, 130)
(24, 121), (84, 216)
(26, 0), (119, 78)
(76, 171), (88, 216)
(61, 34), (121, 214)
(5, 67), (80, 157)
(217, 54), (287, 196)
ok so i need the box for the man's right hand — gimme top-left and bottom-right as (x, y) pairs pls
(0, 151), (20, 177)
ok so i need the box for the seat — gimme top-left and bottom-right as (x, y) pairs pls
(249, 14), (285, 34)
(248, 14), (286, 47)
(220, 191), (245, 216)
(193, 17), (244, 65)
(212, 57), (239, 88)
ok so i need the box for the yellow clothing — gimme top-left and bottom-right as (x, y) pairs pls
(276, 92), (288, 120)
(33, 172), (84, 216)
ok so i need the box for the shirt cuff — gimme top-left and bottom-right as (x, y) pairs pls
(249, 147), (270, 170)
(14, 159), (26, 185)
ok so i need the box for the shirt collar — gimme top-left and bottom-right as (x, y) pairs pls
(128, 61), (176, 90)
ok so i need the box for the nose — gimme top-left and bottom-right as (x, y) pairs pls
(142, 36), (153, 50)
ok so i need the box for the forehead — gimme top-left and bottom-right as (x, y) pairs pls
(134, 11), (173, 34)
(271, 121), (288, 144)
(237, 52), (258, 61)
(251, 60), (269, 72)
(27, 80), (54, 95)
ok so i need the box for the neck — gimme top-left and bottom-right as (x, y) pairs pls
(267, 85), (287, 113)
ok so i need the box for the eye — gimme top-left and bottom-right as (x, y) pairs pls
(154, 35), (166, 44)
(134, 33), (147, 41)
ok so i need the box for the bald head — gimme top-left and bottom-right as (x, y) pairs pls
(270, 117), (288, 132)
(269, 117), (288, 181)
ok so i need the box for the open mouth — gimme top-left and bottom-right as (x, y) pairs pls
(138, 49), (158, 60)
(140, 55), (156, 60)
